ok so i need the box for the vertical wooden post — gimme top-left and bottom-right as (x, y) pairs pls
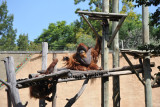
(52, 54), (57, 107)
(101, 0), (109, 107)
(112, 0), (120, 107)
(39, 42), (48, 107)
(142, 2), (152, 107)
(6, 88), (12, 107)
(4, 57), (23, 107)
(121, 40), (124, 49)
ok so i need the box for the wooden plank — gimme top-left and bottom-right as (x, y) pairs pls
(4, 57), (24, 107)
(77, 11), (127, 18)
(89, 16), (121, 20)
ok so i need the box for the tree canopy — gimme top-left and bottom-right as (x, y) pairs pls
(34, 21), (76, 50)
(17, 34), (29, 51)
(127, 0), (160, 27)
(0, 1), (17, 50)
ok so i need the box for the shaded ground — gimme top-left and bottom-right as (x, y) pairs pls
(0, 53), (160, 107)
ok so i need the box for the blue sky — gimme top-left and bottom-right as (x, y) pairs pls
(1, 0), (158, 42)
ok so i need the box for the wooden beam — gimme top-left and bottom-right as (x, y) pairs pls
(122, 53), (145, 86)
(142, 1), (152, 106)
(101, 0), (110, 106)
(107, 16), (126, 47)
(17, 70), (70, 89)
(52, 54), (57, 107)
(39, 42), (48, 107)
(4, 57), (24, 107)
(65, 79), (89, 107)
(77, 11), (127, 18)
(81, 14), (101, 39)
(112, 0), (120, 106)
(58, 69), (143, 83)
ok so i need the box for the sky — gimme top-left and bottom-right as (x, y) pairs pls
(1, 0), (159, 42)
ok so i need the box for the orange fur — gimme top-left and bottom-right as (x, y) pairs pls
(29, 58), (58, 101)
(64, 36), (102, 71)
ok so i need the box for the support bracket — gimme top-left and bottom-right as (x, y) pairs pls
(121, 52), (145, 86)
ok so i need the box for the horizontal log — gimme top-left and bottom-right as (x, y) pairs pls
(58, 69), (143, 83)
(17, 70), (70, 85)
(68, 62), (154, 75)
(77, 11), (127, 18)
(16, 62), (154, 89)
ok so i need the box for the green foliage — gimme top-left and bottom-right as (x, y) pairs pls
(66, 43), (77, 50)
(120, 0), (142, 40)
(138, 44), (160, 55)
(127, 0), (160, 27)
(17, 34), (29, 51)
(34, 21), (76, 50)
(122, 28), (143, 49)
(74, 0), (102, 12)
(28, 42), (42, 51)
(76, 32), (96, 48)
(0, 1), (17, 51)
(150, 24), (160, 40)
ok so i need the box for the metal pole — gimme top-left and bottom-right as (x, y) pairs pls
(39, 42), (48, 107)
(102, 0), (109, 107)
(112, 0), (120, 107)
(142, 2), (152, 107)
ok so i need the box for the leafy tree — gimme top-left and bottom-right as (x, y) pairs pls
(127, 0), (160, 27)
(65, 29), (96, 50)
(17, 34), (29, 50)
(74, 0), (103, 42)
(34, 21), (76, 50)
(28, 41), (42, 51)
(0, 1), (17, 50)
(119, 0), (142, 40)
(74, 0), (102, 12)
(74, 0), (114, 12)
(77, 33), (96, 47)
(122, 28), (143, 49)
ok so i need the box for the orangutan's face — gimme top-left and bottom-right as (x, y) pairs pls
(79, 50), (87, 58)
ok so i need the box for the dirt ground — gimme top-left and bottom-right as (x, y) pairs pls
(0, 53), (160, 107)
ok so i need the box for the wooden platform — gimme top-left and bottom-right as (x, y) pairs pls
(121, 49), (160, 59)
(77, 11), (127, 21)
